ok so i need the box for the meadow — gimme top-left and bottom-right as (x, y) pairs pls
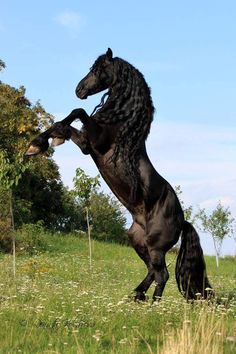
(0, 233), (235, 354)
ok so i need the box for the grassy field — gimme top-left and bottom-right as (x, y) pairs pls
(0, 234), (235, 353)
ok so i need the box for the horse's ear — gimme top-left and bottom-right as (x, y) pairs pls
(106, 48), (113, 61)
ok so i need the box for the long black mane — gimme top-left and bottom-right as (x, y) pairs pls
(92, 56), (155, 197)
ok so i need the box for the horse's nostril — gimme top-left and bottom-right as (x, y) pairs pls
(76, 87), (88, 100)
(75, 85), (82, 97)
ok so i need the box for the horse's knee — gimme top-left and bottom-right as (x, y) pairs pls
(70, 127), (90, 154)
(62, 108), (88, 125)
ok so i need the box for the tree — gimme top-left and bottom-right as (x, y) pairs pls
(73, 167), (101, 268)
(13, 158), (84, 231)
(0, 73), (53, 266)
(197, 202), (234, 267)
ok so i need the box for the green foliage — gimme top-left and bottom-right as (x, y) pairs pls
(0, 77), (53, 187)
(13, 159), (84, 231)
(16, 222), (49, 255)
(198, 202), (234, 241)
(0, 81), (53, 190)
(55, 187), (85, 233)
(0, 149), (26, 189)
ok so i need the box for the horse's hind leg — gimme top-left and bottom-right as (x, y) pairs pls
(134, 268), (155, 301)
(128, 222), (154, 301)
(147, 246), (169, 301)
(146, 226), (180, 301)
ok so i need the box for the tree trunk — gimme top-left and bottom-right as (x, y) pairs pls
(9, 189), (16, 278)
(85, 206), (92, 269)
(212, 236), (219, 268)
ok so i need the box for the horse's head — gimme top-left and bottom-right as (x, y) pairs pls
(76, 48), (114, 99)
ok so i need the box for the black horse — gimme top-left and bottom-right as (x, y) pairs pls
(27, 48), (213, 301)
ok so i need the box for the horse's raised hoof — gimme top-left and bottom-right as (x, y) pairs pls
(25, 144), (42, 156)
(26, 135), (49, 156)
(51, 137), (66, 147)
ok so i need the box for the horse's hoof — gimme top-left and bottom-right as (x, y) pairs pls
(51, 137), (65, 147)
(134, 291), (148, 302)
(25, 144), (42, 156)
(152, 295), (162, 304)
(26, 135), (49, 156)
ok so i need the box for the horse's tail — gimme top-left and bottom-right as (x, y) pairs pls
(175, 220), (213, 299)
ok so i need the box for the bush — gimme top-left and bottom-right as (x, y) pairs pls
(16, 221), (50, 255)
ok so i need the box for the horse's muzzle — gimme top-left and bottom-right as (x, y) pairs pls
(76, 88), (88, 100)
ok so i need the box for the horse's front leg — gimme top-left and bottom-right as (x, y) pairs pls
(60, 108), (89, 126)
(67, 126), (90, 155)
(25, 124), (71, 155)
(26, 109), (89, 156)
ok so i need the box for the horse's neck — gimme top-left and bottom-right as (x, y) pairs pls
(106, 75), (144, 118)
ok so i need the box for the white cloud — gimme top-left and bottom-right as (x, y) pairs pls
(200, 196), (235, 210)
(147, 119), (236, 185)
(54, 11), (86, 33)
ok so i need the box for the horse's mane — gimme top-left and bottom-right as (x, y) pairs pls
(92, 56), (155, 199)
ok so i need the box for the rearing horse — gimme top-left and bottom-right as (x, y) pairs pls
(27, 48), (213, 301)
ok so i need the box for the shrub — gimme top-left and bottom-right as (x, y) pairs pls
(16, 221), (49, 255)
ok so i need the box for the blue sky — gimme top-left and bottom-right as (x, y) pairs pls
(1, 1), (235, 255)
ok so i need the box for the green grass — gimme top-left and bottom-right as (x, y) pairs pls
(0, 234), (235, 353)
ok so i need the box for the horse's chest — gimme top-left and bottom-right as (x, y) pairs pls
(94, 150), (130, 201)
(98, 153), (127, 185)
